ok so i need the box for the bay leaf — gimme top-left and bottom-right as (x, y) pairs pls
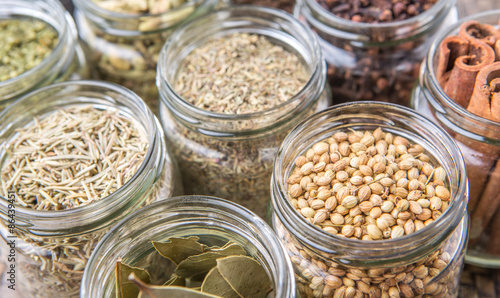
(201, 267), (242, 298)
(116, 259), (151, 298)
(152, 236), (205, 265)
(163, 274), (185, 287)
(216, 255), (272, 298)
(208, 243), (246, 256)
(128, 273), (221, 298)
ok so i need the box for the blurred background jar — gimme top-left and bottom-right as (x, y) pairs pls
(271, 102), (468, 297)
(157, 6), (331, 219)
(81, 195), (296, 297)
(72, 0), (219, 115)
(294, 0), (457, 107)
(0, 80), (179, 297)
(0, 0), (89, 112)
(411, 10), (500, 268)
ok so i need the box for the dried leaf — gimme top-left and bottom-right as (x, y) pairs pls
(163, 274), (185, 287)
(216, 255), (272, 298)
(201, 267), (242, 298)
(116, 259), (151, 298)
(152, 236), (205, 265)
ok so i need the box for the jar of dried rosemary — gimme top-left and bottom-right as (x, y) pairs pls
(0, 80), (179, 297)
(81, 195), (295, 297)
(294, 0), (457, 107)
(157, 6), (331, 218)
(72, 0), (219, 115)
(271, 102), (468, 297)
(411, 10), (500, 268)
(0, 0), (89, 112)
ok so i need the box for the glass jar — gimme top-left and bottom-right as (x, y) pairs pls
(157, 6), (331, 219)
(81, 195), (296, 297)
(0, 0), (89, 112)
(411, 10), (500, 268)
(72, 0), (219, 115)
(0, 80), (179, 297)
(294, 0), (457, 107)
(271, 102), (468, 297)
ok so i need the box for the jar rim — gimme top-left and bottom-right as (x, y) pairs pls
(271, 101), (468, 265)
(157, 5), (326, 133)
(0, 0), (76, 100)
(0, 80), (166, 233)
(424, 9), (500, 129)
(81, 195), (295, 297)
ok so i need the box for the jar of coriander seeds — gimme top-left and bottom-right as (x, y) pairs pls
(0, 80), (179, 297)
(271, 102), (468, 297)
(294, 0), (457, 106)
(411, 10), (500, 267)
(157, 6), (331, 219)
(0, 0), (89, 112)
(81, 195), (296, 297)
(72, 0), (219, 115)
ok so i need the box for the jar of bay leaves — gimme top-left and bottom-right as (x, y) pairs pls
(81, 195), (296, 297)
(271, 102), (468, 297)
(72, 0), (219, 115)
(157, 6), (331, 219)
(411, 10), (500, 267)
(0, 0), (89, 112)
(294, 0), (457, 106)
(0, 80), (179, 297)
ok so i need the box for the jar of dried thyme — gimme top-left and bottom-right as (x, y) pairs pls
(271, 102), (468, 297)
(411, 10), (500, 268)
(157, 6), (331, 219)
(294, 0), (457, 107)
(72, 0), (219, 116)
(81, 195), (295, 297)
(0, 0), (89, 112)
(0, 80), (180, 297)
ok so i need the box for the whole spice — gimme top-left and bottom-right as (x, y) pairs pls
(283, 127), (459, 297)
(167, 32), (309, 216)
(434, 18), (500, 252)
(0, 18), (58, 82)
(92, 0), (187, 14)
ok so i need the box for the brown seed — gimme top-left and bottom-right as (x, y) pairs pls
(381, 201), (395, 213)
(350, 176), (364, 186)
(391, 226), (405, 239)
(370, 182), (385, 194)
(398, 159), (413, 171)
(342, 225), (355, 237)
(339, 141), (350, 156)
(289, 184), (303, 198)
(407, 190), (422, 201)
(370, 207), (383, 219)
(359, 201), (374, 213)
(396, 199), (409, 211)
(313, 161), (326, 173)
(301, 207), (315, 218)
(325, 196), (338, 211)
(301, 162), (314, 175)
(317, 189), (332, 201)
(429, 196), (442, 211)
(295, 155), (308, 167)
(367, 224), (383, 240)
(433, 167), (446, 182)
(313, 209), (328, 224)
(404, 219), (415, 235)
(330, 213), (345, 225)
(392, 187), (408, 198)
(417, 198), (430, 208)
(435, 186), (450, 200)
(311, 199), (326, 210)
(380, 177), (395, 187)
(342, 196), (358, 209)
(325, 274), (343, 288)
(313, 142), (330, 155)
(409, 201), (423, 214)
(413, 265), (428, 279)
(287, 173), (302, 184)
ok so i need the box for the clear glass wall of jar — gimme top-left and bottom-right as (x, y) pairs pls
(81, 195), (296, 297)
(411, 10), (500, 268)
(294, 0), (457, 107)
(72, 0), (219, 116)
(157, 6), (331, 219)
(0, 0), (89, 112)
(271, 102), (468, 297)
(0, 80), (179, 297)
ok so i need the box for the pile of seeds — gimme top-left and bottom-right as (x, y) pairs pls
(286, 127), (450, 240)
(281, 127), (460, 297)
(92, 0), (188, 14)
(175, 33), (308, 114)
(0, 106), (148, 210)
(0, 18), (58, 82)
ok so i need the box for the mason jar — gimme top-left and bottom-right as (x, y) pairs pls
(411, 10), (500, 268)
(271, 102), (468, 297)
(0, 80), (179, 297)
(294, 0), (457, 107)
(0, 0), (89, 112)
(81, 195), (296, 297)
(157, 6), (331, 219)
(72, 0), (219, 115)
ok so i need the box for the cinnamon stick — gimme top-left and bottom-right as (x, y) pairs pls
(459, 20), (500, 48)
(467, 62), (500, 121)
(487, 201), (500, 255)
(436, 36), (470, 86)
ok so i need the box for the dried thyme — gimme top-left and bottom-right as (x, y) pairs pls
(0, 106), (148, 210)
(0, 18), (58, 82)
(175, 33), (308, 114)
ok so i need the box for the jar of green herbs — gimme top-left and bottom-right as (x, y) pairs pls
(157, 6), (331, 219)
(0, 0), (89, 112)
(72, 0), (219, 115)
(0, 80), (180, 297)
(81, 195), (296, 297)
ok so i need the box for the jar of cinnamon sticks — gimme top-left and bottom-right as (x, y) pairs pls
(294, 0), (457, 106)
(412, 10), (500, 267)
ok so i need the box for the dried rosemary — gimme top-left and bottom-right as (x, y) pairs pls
(0, 18), (58, 82)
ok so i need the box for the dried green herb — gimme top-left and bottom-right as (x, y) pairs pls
(0, 17), (58, 82)
(201, 267), (240, 298)
(129, 274), (221, 298)
(152, 236), (206, 265)
(116, 260), (152, 298)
